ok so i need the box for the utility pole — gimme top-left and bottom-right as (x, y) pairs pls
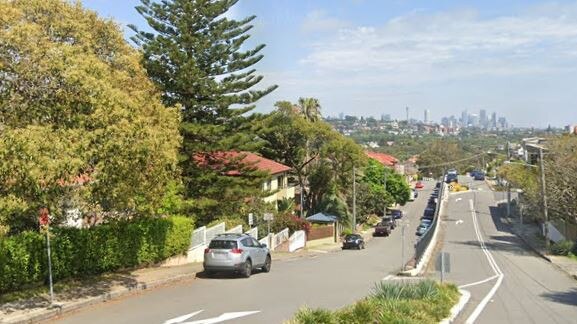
(539, 147), (550, 252)
(353, 166), (356, 233)
(300, 185), (304, 219)
(383, 169), (387, 217)
(507, 182), (511, 218)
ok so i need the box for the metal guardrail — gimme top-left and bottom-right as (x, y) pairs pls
(414, 179), (445, 265)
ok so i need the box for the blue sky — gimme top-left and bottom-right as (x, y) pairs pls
(83, 0), (577, 127)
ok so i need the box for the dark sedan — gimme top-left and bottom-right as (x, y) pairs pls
(342, 234), (365, 250)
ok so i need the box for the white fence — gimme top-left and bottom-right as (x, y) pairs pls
(289, 230), (306, 252)
(206, 222), (225, 243)
(191, 226), (206, 249)
(186, 223), (291, 263)
(245, 227), (258, 239)
(272, 228), (289, 251)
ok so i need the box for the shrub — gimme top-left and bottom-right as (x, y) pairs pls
(289, 281), (459, 324)
(552, 240), (574, 256)
(290, 307), (335, 324)
(366, 214), (381, 226)
(0, 216), (193, 294)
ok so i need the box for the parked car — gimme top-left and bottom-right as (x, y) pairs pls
(373, 222), (391, 237)
(445, 174), (458, 183)
(203, 233), (271, 278)
(382, 215), (396, 229)
(416, 224), (429, 236)
(474, 171), (486, 180)
(391, 209), (403, 219)
(415, 181), (424, 189)
(420, 219), (433, 227)
(423, 207), (436, 219)
(342, 233), (365, 249)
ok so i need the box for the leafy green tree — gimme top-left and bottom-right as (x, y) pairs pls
(417, 140), (466, 177)
(0, 0), (181, 233)
(132, 0), (277, 224)
(543, 136), (577, 226)
(359, 159), (410, 218)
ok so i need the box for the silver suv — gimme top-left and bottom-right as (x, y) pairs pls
(203, 233), (271, 278)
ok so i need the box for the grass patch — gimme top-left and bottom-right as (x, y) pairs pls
(287, 280), (459, 324)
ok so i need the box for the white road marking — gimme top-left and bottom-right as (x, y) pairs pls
(458, 275), (499, 289)
(382, 275), (394, 281)
(456, 198), (462, 202)
(465, 199), (504, 324)
(164, 311), (260, 324)
(456, 220), (464, 225)
(184, 311), (261, 324)
(164, 311), (204, 324)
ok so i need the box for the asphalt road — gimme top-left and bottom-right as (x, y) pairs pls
(430, 176), (577, 324)
(51, 182), (436, 324)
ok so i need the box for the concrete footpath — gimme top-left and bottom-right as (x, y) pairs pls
(1, 231), (371, 324)
(486, 179), (577, 281)
(506, 213), (577, 281)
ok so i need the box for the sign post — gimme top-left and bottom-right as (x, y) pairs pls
(436, 251), (451, 283)
(263, 213), (274, 235)
(248, 213), (254, 227)
(39, 207), (54, 304)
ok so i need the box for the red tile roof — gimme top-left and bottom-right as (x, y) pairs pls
(366, 151), (398, 167)
(194, 151), (291, 176)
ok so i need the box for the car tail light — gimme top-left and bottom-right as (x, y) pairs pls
(204, 248), (210, 254)
(231, 248), (243, 254)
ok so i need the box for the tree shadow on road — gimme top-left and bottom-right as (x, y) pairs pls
(541, 288), (577, 306)
(0, 272), (138, 314)
(450, 237), (534, 257)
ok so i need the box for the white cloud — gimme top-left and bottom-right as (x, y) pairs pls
(301, 10), (350, 33)
(299, 7), (577, 85)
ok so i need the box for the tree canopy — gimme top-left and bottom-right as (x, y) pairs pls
(131, 0), (277, 224)
(0, 0), (181, 234)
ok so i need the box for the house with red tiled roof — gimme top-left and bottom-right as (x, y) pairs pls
(194, 151), (295, 206)
(365, 151), (398, 167)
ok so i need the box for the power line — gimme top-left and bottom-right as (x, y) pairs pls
(417, 152), (487, 169)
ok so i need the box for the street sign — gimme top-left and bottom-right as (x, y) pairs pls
(436, 252), (451, 283)
(263, 213), (274, 221)
(248, 213), (254, 226)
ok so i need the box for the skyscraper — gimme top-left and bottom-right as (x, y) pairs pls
(480, 109), (488, 129)
(490, 112), (497, 129)
(424, 109), (430, 124)
(461, 110), (468, 127)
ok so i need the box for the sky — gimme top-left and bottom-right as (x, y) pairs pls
(82, 0), (577, 128)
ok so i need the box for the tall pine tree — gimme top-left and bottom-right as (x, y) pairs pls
(131, 0), (277, 223)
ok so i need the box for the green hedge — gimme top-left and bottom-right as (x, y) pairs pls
(0, 216), (193, 294)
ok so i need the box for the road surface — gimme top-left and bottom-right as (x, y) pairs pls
(51, 182), (436, 324)
(430, 176), (577, 324)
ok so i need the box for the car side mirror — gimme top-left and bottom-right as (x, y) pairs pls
(260, 243), (267, 248)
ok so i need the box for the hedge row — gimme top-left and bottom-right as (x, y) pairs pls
(0, 216), (193, 294)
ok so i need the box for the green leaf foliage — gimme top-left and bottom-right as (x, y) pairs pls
(132, 0), (277, 224)
(0, 216), (193, 294)
(0, 0), (181, 231)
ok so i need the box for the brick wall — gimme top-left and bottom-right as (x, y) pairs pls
(307, 225), (334, 241)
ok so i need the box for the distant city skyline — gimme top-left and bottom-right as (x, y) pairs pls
(83, 0), (577, 128)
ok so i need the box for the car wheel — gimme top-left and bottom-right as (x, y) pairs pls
(204, 270), (214, 277)
(242, 259), (252, 278)
(362, 243), (365, 249)
(262, 255), (272, 273)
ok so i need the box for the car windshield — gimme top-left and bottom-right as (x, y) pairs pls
(345, 235), (359, 239)
(208, 240), (237, 249)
